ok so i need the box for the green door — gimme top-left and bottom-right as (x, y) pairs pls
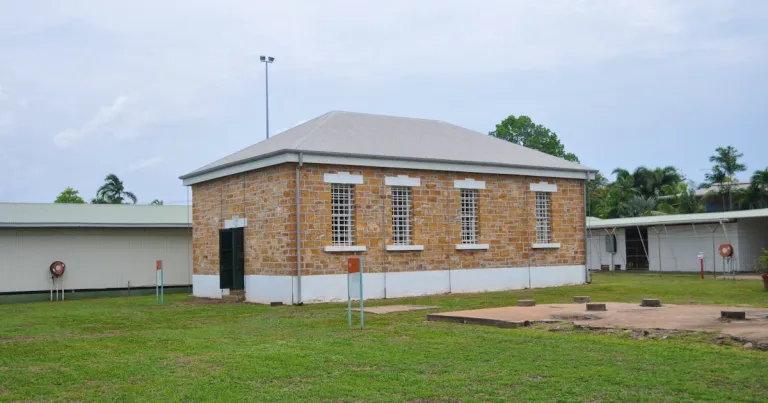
(232, 228), (245, 290)
(219, 228), (245, 290)
(219, 230), (233, 289)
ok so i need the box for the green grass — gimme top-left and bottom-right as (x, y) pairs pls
(1, 273), (766, 402)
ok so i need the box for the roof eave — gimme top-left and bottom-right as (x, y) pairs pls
(180, 150), (597, 185)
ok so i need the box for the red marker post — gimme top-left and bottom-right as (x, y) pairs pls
(697, 252), (704, 280)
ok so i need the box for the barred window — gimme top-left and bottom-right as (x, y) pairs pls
(460, 189), (479, 244)
(391, 186), (413, 245)
(331, 184), (355, 246)
(535, 192), (552, 243)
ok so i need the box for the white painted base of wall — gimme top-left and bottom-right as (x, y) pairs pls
(193, 265), (586, 304)
(192, 275), (224, 299)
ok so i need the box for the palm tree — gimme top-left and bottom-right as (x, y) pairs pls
(740, 168), (768, 209)
(621, 196), (658, 217)
(92, 174), (137, 204)
(658, 182), (704, 214)
(705, 146), (746, 211)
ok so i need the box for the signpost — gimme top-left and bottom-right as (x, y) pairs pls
(156, 260), (164, 304)
(347, 257), (364, 329)
(698, 252), (705, 280)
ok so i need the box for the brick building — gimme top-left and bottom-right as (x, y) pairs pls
(180, 111), (595, 304)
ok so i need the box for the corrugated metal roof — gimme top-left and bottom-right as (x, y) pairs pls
(586, 208), (768, 229)
(181, 111), (595, 180)
(0, 203), (191, 228)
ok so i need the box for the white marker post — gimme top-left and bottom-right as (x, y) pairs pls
(156, 260), (164, 304)
(347, 257), (364, 329)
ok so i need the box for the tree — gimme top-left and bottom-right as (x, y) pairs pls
(658, 182), (704, 214)
(150, 199), (164, 205)
(595, 169), (639, 218)
(621, 196), (658, 217)
(489, 115), (579, 162)
(92, 174), (137, 204)
(54, 187), (85, 204)
(740, 168), (768, 209)
(586, 172), (608, 217)
(704, 146), (746, 211)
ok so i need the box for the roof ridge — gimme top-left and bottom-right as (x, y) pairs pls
(290, 111), (338, 150)
(330, 110), (447, 124)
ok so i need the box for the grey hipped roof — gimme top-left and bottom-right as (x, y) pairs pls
(181, 111), (595, 182)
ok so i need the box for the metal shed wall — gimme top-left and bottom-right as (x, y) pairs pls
(646, 223), (741, 273)
(0, 228), (191, 293)
(586, 228), (627, 271)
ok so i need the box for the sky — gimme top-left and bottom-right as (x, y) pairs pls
(1, 0), (767, 204)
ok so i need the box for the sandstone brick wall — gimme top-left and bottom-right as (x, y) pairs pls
(299, 165), (584, 275)
(191, 164), (295, 276)
(192, 163), (585, 278)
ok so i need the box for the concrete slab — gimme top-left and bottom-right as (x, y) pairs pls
(428, 303), (768, 343)
(353, 305), (439, 314)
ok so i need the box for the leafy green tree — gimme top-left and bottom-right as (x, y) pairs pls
(595, 169), (639, 218)
(740, 168), (768, 209)
(621, 196), (658, 217)
(704, 146), (746, 211)
(54, 187), (85, 204)
(150, 199), (164, 205)
(658, 182), (704, 214)
(489, 115), (579, 162)
(92, 174), (137, 204)
(613, 166), (682, 198)
(586, 172), (608, 217)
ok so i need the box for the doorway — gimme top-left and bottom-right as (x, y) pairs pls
(219, 228), (245, 290)
(625, 226), (649, 270)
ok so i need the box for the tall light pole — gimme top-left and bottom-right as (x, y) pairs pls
(260, 55), (275, 139)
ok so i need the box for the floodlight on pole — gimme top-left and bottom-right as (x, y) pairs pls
(260, 55), (275, 139)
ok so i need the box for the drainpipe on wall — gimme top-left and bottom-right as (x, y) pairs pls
(584, 172), (591, 284)
(295, 152), (304, 305)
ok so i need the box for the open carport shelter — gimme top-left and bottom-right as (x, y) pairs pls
(0, 203), (192, 303)
(586, 209), (768, 274)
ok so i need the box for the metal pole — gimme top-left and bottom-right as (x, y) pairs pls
(347, 272), (352, 329)
(265, 61), (270, 139)
(360, 259), (364, 330)
(295, 153), (303, 305)
(657, 230), (662, 277)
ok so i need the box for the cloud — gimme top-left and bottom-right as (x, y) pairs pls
(128, 157), (164, 172)
(53, 96), (129, 147)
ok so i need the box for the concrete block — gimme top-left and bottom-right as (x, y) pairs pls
(573, 296), (590, 303)
(517, 299), (536, 307)
(721, 311), (746, 320)
(586, 303), (606, 311)
(641, 298), (661, 307)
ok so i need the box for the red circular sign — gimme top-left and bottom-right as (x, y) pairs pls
(50, 261), (66, 277)
(718, 244), (733, 258)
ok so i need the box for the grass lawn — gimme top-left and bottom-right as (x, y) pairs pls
(1, 273), (767, 402)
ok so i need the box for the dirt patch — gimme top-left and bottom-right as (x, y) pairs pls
(353, 305), (440, 314)
(428, 302), (768, 347)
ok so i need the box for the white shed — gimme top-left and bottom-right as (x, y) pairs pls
(0, 203), (192, 303)
(587, 209), (768, 274)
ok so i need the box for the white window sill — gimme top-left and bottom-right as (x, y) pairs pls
(324, 245), (367, 252)
(385, 245), (424, 252)
(532, 243), (561, 249)
(455, 244), (490, 250)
